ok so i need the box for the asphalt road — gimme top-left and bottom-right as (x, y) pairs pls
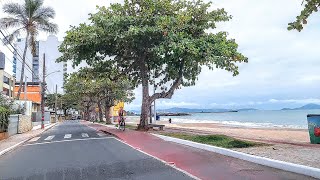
(0, 121), (193, 180)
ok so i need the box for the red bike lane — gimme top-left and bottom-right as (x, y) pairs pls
(83, 121), (315, 180)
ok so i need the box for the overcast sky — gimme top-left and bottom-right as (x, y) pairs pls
(1, 0), (320, 110)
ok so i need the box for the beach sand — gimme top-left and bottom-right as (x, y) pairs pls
(159, 122), (310, 144)
(126, 118), (319, 169)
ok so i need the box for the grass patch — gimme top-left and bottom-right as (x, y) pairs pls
(125, 124), (138, 130)
(161, 133), (264, 148)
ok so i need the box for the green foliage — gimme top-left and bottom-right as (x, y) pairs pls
(161, 133), (265, 148)
(0, 93), (13, 110)
(63, 67), (135, 111)
(288, 0), (320, 31)
(58, 0), (247, 125)
(58, 0), (247, 90)
(0, 106), (10, 133)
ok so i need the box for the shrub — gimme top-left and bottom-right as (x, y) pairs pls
(0, 106), (10, 133)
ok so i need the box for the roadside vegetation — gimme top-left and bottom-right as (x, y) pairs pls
(160, 133), (265, 148)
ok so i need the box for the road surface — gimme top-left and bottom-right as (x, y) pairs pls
(0, 121), (193, 180)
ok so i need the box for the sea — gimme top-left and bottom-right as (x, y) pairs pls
(156, 109), (320, 129)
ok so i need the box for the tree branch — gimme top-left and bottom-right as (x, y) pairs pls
(150, 60), (184, 102)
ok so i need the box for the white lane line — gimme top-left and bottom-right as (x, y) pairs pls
(97, 132), (105, 137)
(23, 137), (115, 146)
(64, 134), (72, 139)
(44, 135), (55, 141)
(81, 133), (89, 138)
(29, 137), (40, 142)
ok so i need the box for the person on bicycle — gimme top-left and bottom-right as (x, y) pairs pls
(118, 107), (124, 128)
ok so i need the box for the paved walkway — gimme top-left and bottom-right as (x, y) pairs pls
(0, 123), (55, 155)
(83, 121), (316, 180)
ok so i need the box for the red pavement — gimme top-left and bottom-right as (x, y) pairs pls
(83, 121), (315, 180)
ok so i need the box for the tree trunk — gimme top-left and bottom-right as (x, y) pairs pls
(84, 106), (90, 120)
(98, 102), (103, 122)
(105, 105), (111, 124)
(17, 32), (30, 99)
(139, 78), (150, 129)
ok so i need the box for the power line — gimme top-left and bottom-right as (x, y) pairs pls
(2, 29), (34, 67)
(0, 29), (41, 81)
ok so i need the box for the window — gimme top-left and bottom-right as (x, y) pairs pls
(3, 76), (9, 85)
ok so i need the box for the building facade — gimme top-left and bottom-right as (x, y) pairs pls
(13, 35), (66, 93)
(0, 51), (15, 98)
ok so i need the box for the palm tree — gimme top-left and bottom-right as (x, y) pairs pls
(0, 0), (58, 99)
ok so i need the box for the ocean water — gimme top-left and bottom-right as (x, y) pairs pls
(157, 109), (320, 129)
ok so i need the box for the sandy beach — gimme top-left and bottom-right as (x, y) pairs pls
(159, 122), (310, 144)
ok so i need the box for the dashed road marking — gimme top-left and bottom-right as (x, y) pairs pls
(81, 133), (89, 138)
(29, 137), (40, 142)
(44, 135), (55, 141)
(64, 134), (72, 139)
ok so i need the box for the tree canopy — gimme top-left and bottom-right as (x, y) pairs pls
(63, 67), (134, 123)
(58, 0), (248, 128)
(288, 0), (320, 31)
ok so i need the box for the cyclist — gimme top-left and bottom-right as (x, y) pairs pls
(118, 107), (125, 129)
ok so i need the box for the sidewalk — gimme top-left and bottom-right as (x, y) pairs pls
(83, 121), (316, 180)
(0, 123), (56, 156)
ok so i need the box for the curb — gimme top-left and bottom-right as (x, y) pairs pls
(0, 123), (57, 157)
(153, 134), (320, 179)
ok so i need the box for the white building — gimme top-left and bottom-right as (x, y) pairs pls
(14, 35), (67, 93)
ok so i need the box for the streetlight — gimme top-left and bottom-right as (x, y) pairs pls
(46, 70), (61, 78)
(41, 69), (61, 129)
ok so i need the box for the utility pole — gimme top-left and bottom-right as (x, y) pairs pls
(41, 54), (46, 129)
(55, 84), (57, 122)
(24, 76), (27, 115)
(24, 76), (27, 100)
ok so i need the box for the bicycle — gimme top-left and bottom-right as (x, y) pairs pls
(119, 117), (125, 131)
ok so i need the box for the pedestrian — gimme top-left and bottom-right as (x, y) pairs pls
(169, 118), (172, 123)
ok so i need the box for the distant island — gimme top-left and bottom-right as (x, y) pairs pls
(156, 107), (258, 114)
(281, 103), (320, 111)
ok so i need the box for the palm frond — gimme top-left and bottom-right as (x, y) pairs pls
(24, 0), (44, 18)
(34, 7), (55, 19)
(2, 3), (27, 21)
(0, 17), (23, 29)
(36, 19), (58, 34)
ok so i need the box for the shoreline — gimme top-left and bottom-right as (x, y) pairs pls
(126, 116), (308, 130)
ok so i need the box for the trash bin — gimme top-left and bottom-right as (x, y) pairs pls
(307, 114), (320, 144)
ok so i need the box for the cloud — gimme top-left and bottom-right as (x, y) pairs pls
(1, 0), (319, 110)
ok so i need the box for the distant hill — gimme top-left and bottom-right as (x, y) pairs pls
(157, 107), (258, 113)
(129, 107), (259, 114)
(236, 108), (258, 112)
(281, 103), (320, 110)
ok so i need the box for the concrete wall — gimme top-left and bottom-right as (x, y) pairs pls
(18, 115), (32, 133)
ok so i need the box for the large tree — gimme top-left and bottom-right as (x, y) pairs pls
(58, 0), (248, 129)
(0, 0), (58, 99)
(288, 0), (320, 31)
